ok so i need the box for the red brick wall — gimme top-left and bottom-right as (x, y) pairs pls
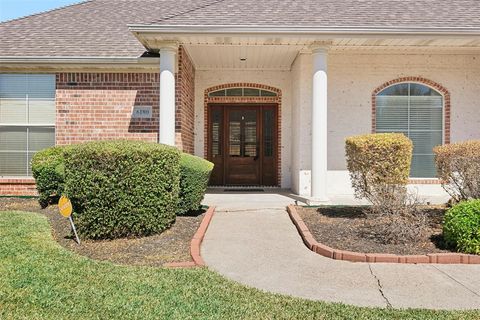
(0, 178), (37, 196)
(56, 72), (160, 145)
(1, 46), (197, 196)
(175, 46), (195, 154)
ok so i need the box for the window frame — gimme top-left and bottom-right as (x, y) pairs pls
(0, 74), (56, 178)
(374, 81), (446, 179)
(208, 87), (278, 98)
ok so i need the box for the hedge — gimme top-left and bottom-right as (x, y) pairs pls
(178, 153), (213, 215)
(434, 140), (480, 202)
(345, 133), (413, 203)
(443, 199), (480, 254)
(31, 146), (67, 208)
(63, 140), (180, 240)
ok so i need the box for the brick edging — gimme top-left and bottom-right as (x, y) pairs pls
(164, 206), (216, 268)
(287, 205), (480, 264)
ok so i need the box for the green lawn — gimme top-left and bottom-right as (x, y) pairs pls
(0, 211), (478, 320)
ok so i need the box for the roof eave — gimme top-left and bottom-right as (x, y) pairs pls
(128, 24), (480, 36)
(0, 56), (159, 64)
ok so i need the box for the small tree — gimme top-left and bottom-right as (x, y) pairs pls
(434, 140), (480, 202)
(345, 133), (426, 244)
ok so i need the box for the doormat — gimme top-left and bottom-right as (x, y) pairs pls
(223, 188), (265, 192)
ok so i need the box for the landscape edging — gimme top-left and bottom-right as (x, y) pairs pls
(164, 206), (216, 268)
(287, 205), (480, 264)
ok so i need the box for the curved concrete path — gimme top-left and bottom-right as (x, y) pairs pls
(201, 195), (480, 310)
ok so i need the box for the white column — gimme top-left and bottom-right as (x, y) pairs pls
(310, 47), (328, 201)
(159, 46), (177, 146)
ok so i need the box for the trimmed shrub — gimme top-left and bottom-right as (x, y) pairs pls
(345, 133), (413, 203)
(178, 153), (213, 215)
(443, 199), (480, 254)
(345, 133), (426, 244)
(64, 140), (181, 240)
(31, 146), (67, 208)
(434, 140), (480, 202)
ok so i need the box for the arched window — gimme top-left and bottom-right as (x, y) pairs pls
(375, 82), (444, 178)
(208, 87), (277, 97)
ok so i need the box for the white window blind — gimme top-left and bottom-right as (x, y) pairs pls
(376, 83), (443, 178)
(0, 74), (56, 176)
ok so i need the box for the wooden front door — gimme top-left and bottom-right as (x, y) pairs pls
(208, 104), (278, 186)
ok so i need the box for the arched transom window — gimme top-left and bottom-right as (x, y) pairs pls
(208, 87), (277, 97)
(375, 82), (444, 178)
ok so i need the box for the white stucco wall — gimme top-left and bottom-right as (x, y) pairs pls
(327, 52), (480, 170)
(193, 51), (479, 201)
(290, 50), (480, 200)
(194, 69), (292, 188)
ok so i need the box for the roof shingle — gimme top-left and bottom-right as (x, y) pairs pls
(1, 0), (479, 58)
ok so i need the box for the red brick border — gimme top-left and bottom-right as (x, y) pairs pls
(204, 83), (282, 186)
(287, 205), (480, 264)
(372, 77), (451, 185)
(164, 206), (216, 268)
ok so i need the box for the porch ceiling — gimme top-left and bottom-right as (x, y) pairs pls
(134, 32), (480, 70)
(183, 45), (302, 70)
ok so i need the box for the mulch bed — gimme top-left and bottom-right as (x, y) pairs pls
(0, 197), (204, 267)
(296, 205), (453, 255)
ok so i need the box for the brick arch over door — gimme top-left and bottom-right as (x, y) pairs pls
(204, 83), (282, 186)
(371, 76), (451, 145)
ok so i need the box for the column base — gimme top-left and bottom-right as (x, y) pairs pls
(305, 196), (330, 206)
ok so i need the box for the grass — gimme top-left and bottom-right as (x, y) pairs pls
(1, 211), (479, 320)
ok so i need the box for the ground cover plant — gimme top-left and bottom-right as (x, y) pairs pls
(434, 140), (480, 202)
(345, 133), (427, 244)
(443, 199), (480, 254)
(1, 210), (478, 320)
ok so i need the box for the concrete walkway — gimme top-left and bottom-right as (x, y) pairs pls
(201, 192), (480, 310)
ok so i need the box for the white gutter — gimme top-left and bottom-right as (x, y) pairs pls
(128, 24), (480, 36)
(0, 56), (159, 64)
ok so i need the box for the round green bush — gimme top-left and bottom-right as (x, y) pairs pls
(443, 199), (480, 254)
(178, 153), (213, 215)
(63, 140), (181, 240)
(31, 146), (67, 208)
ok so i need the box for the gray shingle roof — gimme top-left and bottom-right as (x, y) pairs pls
(1, 0), (479, 58)
(150, 0), (480, 28)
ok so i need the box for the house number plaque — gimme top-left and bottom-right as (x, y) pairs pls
(132, 106), (152, 119)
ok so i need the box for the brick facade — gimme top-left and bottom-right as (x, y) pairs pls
(0, 178), (37, 196)
(56, 72), (160, 145)
(1, 46), (196, 196)
(175, 46), (196, 154)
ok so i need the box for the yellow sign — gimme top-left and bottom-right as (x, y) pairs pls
(58, 196), (73, 217)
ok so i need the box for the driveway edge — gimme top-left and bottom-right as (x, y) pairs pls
(287, 205), (480, 264)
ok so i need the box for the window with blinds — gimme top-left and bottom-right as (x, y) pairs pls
(0, 74), (56, 176)
(375, 83), (443, 178)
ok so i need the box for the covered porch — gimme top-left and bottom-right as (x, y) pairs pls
(129, 26), (480, 203)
